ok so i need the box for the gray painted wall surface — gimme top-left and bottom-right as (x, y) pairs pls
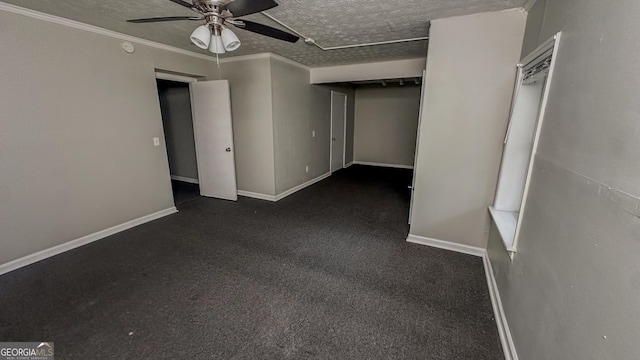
(0, 10), (217, 265)
(409, 9), (526, 248)
(488, 0), (640, 359)
(216, 59), (276, 195)
(353, 86), (421, 166)
(270, 58), (355, 194)
(521, 0), (547, 58)
(157, 80), (198, 180)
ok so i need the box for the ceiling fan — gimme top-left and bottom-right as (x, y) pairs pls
(127, 0), (300, 54)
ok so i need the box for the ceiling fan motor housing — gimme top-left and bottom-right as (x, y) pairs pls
(193, 0), (234, 9)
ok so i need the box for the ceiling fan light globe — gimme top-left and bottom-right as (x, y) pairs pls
(209, 34), (226, 54)
(221, 27), (241, 51)
(190, 25), (211, 49)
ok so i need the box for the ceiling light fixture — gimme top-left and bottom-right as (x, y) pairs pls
(190, 24), (211, 49)
(209, 27), (226, 54)
(192, 24), (241, 54)
(128, 0), (300, 57)
(221, 26), (241, 51)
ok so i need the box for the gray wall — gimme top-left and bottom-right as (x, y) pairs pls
(0, 9), (217, 266)
(353, 85), (421, 166)
(488, 0), (640, 358)
(409, 9), (526, 248)
(271, 57), (355, 195)
(521, 0), (547, 58)
(216, 59), (276, 195)
(157, 80), (198, 180)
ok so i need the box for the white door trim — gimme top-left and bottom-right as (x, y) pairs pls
(155, 72), (201, 207)
(409, 70), (427, 224)
(155, 71), (200, 83)
(330, 91), (348, 173)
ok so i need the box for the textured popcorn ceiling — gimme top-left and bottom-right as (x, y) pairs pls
(3, 0), (525, 66)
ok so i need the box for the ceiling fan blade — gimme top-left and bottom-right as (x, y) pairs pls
(235, 20), (299, 43)
(127, 16), (203, 23)
(223, 0), (278, 17)
(167, 0), (194, 9)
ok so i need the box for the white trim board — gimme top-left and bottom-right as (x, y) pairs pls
(406, 234), (485, 257)
(405, 234), (518, 360)
(171, 175), (199, 184)
(0, 3), (309, 70)
(275, 172), (331, 201)
(237, 190), (277, 202)
(238, 172), (331, 202)
(258, 53), (311, 71)
(344, 161), (354, 168)
(0, 207), (178, 276)
(483, 254), (519, 360)
(0, 2), (214, 62)
(353, 161), (414, 170)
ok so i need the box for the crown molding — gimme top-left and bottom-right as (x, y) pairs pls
(0, 1), (308, 71)
(522, 0), (538, 11)
(220, 52), (310, 71)
(269, 53), (311, 71)
(218, 53), (272, 63)
(0, 1), (220, 62)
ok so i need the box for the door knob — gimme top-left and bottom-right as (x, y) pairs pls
(225, 147), (231, 152)
(332, 137), (336, 141)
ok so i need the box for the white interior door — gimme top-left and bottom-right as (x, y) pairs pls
(409, 71), (427, 224)
(330, 91), (347, 173)
(190, 80), (238, 201)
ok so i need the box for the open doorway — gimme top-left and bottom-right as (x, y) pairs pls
(156, 72), (239, 205)
(156, 75), (200, 207)
(330, 91), (347, 173)
(325, 75), (424, 224)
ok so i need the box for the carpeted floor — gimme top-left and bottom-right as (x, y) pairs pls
(0, 166), (503, 359)
(171, 179), (201, 207)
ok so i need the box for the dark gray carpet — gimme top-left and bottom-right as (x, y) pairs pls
(171, 179), (201, 207)
(0, 166), (503, 359)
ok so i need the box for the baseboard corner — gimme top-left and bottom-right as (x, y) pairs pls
(274, 172), (331, 201)
(406, 234), (485, 257)
(237, 190), (277, 202)
(171, 175), (199, 184)
(353, 161), (414, 170)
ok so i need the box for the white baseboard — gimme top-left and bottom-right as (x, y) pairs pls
(406, 234), (485, 257)
(0, 207), (178, 276)
(483, 253), (519, 360)
(237, 190), (277, 202)
(353, 161), (414, 170)
(405, 233), (517, 359)
(237, 173), (331, 202)
(275, 173), (331, 201)
(171, 175), (199, 184)
(344, 161), (354, 168)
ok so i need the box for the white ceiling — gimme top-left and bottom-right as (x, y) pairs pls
(2, 0), (525, 66)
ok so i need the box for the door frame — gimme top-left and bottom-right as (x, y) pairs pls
(409, 70), (427, 224)
(155, 71), (200, 205)
(329, 91), (348, 173)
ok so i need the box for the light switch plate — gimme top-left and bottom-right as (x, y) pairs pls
(153, 137), (160, 146)
(312, 131), (316, 138)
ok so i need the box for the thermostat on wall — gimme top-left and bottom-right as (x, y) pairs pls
(121, 41), (135, 54)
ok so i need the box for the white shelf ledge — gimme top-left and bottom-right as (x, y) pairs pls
(489, 207), (518, 254)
